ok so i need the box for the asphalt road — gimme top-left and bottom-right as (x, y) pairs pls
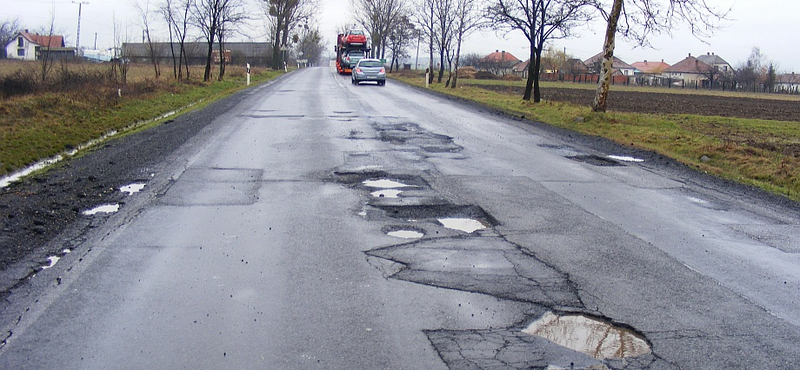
(1, 66), (799, 369)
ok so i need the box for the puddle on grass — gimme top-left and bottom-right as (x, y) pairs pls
(371, 189), (403, 198)
(523, 312), (651, 360)
(607, 155), (644, 163)
(387, 230), (424, 239)
(120, 183), (146, 195)
(438, 218), (489, 233)
(363, 179), (413, 188)
(83, 204), (120, 216)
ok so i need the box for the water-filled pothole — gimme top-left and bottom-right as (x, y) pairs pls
(522, 312), (651, 360)
(371, 189), (403, 198)
(83, 204), (120, 216)
(120, 183), (146, 195)
(364, 179), (414, 189)
(377, 205), (498, 228)
(567, 155), (623, 167)
(388, 230), (424, 239)
(607, 155), (644, 163)
(438, 218), (489, 233)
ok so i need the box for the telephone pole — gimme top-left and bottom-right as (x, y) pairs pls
(73, 1), (89, 56)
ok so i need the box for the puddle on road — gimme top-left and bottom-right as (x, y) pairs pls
(438, 218), (489, 233)
(41, 256), (60, 270)
(607, 155), (644, 163)
(371, 189), (403, 198)
(387, 230), (424, 239)
(523, 312), (651, 360)
(83, 204), (120, 216)
(120, 183), (146, 195)
(363, 179), (413, 188)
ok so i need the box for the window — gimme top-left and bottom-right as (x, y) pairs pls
(18, 37), (23, 47)
(17, 49), (24, 57)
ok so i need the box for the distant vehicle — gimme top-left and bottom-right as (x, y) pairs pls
(344, 50), (366, 70)
(351, 59), (386, 86)
(344, 29), (367, 46)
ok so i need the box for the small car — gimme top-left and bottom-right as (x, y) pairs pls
(344, 29), (367, 46)
(344, 50), (366, 69)
(351, 59), (386, 86)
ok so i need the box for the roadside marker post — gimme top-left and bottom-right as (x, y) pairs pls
(246, 63), (251, 86)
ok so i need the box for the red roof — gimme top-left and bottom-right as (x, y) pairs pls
(482, 50), (520, 63)
(21, 31), (65, 48)
(664, 55), (712, 74)
(631, 60), (671, 74)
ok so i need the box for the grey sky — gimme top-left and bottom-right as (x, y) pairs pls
(5, 0), (798, 72)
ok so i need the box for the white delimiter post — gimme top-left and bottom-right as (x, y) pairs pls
(246, 63), (251, 86)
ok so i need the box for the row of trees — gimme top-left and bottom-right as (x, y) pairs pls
(346, 0), (729, 112)
(131, 0), (324, 82)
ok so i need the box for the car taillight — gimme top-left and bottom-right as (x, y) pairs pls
(380, 68), (385, 73)
(356, 68), (362, 73)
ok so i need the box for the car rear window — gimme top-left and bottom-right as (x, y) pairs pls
(360, 61), (382, 68)
(350, 51), (365, 57)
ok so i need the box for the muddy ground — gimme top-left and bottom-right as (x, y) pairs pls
(477, 84), (800, 122)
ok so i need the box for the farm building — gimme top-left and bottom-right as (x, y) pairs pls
(121, 42), (273, 66)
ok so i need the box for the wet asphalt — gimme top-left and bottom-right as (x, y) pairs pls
(1, 67), (799, 369)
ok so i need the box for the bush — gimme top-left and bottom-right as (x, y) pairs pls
(501, 74), (522, 81)
(474, 71), (498, 80)
(1, 69), (38, 99)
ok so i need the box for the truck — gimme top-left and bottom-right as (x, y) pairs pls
(335, 29), (370, 74)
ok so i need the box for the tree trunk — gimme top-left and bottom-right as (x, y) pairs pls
(533, 46), (542, 102)
(592, 0), (623, 112)
(523, 46), (535, 101)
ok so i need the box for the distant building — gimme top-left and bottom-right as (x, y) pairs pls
(121, 42), (273, 66)
(478, 50), (520, 76)
(5, 30), (75, 61)
(663, 53), (713, 84)
(584, 52), (636, 77)
(631, 59), (671, 85)
(775, 73), (800, 93)
(696, 53), (733, 74)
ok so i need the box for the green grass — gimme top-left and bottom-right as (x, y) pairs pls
(0, 63), (283, 177)
(392, 74), (800, 202)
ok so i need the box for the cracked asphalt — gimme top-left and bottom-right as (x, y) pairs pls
(1, 67), (799, 369)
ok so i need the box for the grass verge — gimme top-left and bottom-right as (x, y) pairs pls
(392, 74), (800, 202)
(1, 64), (283, 177)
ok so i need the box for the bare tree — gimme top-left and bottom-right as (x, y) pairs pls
(160, 0), (193, 79)
(38, 9), (59, 82)
(215, 1), (248, 81)
(134, 0), (161, 78)
(591, 0), (730, 112)
(294, 25), (324, 65)
(263, 0), (315, 70)
(0, 17), (22, 59)
(486, 0), (593, 101)
(433, 0), (455, 82)
(449, 0), (485, 88)
(413, 0), (437, 83)
(352, 0), (409, 60)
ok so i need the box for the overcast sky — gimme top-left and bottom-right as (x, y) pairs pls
(5, 0), (798, 72)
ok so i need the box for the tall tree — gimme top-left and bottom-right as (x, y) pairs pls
(0, 17), (22, 59)
(449, 0), (485, 88)
(134, 0), (161, 78)
(386, 15), (416, 71)
(215, 0), (248, 81)
(591, 0), (730, 112)
(294, 25), (325, 65)
(487, 0), (593, 101)
(160, 0), (193, 80)
(413, 0), (437, 83)
(352, 0), (408, 59)
(263, 0), (315, 70)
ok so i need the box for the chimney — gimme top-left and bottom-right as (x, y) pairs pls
(24, 29), (29, 33)
(644, 60), (648, 63)
(688, 53), (692, 57)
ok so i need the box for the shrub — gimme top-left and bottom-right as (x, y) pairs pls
(474, 71), (498, 80)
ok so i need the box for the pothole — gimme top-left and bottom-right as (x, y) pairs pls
(607, 155), (644, 163)
(567, 155), (622, 167)
(522, 312), (651, 360)
(438, 218), (490, 233)
(363, 179), (414, 189)
(371, 189), (404, 198)
(41, 256), (60, 270)
(83, 204), (120, 216)
(120, 183), (146, 195)
(383, 225), (425, 239)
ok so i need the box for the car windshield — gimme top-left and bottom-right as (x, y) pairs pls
(349, 51), (365, 57)
(360, 61), (382, 68)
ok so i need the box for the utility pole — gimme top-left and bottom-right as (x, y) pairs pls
(73, 1), (89, 56)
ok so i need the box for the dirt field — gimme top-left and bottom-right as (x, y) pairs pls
(476, 84), (800, 122)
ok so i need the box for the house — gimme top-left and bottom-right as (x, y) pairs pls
(514, 58), (588, 79)
(775, 73), (800, 93)
(478, 50), (520, 76)
(631, 59), (671, 85)
(5, 30), (75, 61)
(696, 52), (733, 74)
(663, 53), (713, 85)
(584, 52), (637, 77)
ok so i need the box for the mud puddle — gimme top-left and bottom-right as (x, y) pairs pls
(438, 218), (490, 233)
(83, 204), (120, 216)
(120, 183), (146, 195)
